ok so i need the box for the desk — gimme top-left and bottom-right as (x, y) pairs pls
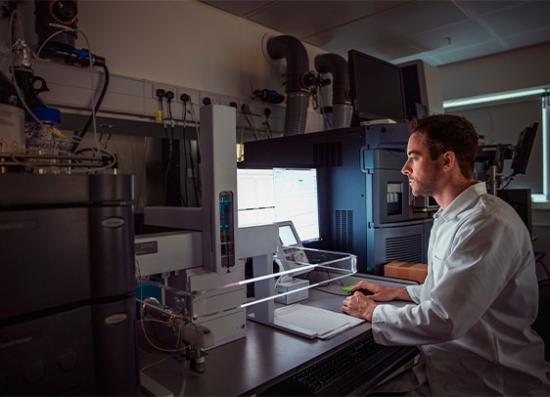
(139, 285), (418, 396)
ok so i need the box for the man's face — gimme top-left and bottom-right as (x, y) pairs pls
(401, 132), (443, 197)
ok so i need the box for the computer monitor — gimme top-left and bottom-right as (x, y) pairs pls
(511, 122), (539, 175)
(237, 168), (320, 242)
(348, 49), (406, 122)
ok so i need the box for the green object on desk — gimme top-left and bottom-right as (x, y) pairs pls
(341, 285), (354, 293)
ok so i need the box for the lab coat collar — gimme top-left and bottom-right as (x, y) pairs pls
(434, 182), (487, 222)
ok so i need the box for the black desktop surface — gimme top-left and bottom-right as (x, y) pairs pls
(138, 287), (418, 396)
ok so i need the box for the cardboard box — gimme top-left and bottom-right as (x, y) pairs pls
(384, 261), (427, 283)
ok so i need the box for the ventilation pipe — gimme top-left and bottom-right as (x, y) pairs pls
(314, 53), (353, 129)
(267, 35), (314, 136)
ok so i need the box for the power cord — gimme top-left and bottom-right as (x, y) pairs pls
(76, 63), (110, 150)
(180, 93), (190, 206)
(189, 104), (202, 205)
(263, 108), (272, 139)
(241, 104), (259, 140)
(156, 90), (171, 205)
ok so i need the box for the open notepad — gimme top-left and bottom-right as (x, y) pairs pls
(274, 304), (365, 339)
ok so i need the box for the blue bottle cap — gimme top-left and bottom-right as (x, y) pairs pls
(31, 106), (61, 123)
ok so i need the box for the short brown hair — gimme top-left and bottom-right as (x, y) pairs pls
(413, 115), (479, 178)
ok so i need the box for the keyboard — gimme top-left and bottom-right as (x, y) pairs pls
(260, 331), (417, 396)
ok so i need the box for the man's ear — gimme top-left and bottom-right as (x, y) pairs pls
(441, 151), (456, 172)
(408, 117), (418, 132)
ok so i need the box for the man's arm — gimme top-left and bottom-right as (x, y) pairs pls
(372, 216), (521, 346)
(341, 282), (414, 321)
(349, 280), (414, 302)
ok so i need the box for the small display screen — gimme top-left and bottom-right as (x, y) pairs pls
(279, 225), (299, 246)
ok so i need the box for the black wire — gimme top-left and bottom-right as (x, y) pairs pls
(501, 173), (516, 190)
(264, 116), (272, 139)
(317, 82), (333, 129)
(181, 102), (189, 206)
(163, 99), (181, 205)
(104, 134), (112, 149)
(187, 107), (200, 206)
(74, 63), (110, 151)
(167, 99), (175, 141)
(73, 146), (115, 168)
(169, 99), (187, 206)
(181, 101), (187, 135)
(190, 138), (200, 206)
(244, 114), (259, 140)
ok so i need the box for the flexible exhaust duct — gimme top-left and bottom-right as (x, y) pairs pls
(314, 53), (353, 129)
(267, 35), (312, 136)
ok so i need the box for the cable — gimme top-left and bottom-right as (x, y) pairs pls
(273, 258), (285, 290)
(65, 26), (99, 153)
(242, 108), (259, 140)
(76, 63), (110, 149)
(139, 312), (184, 353)
(262, 108), (273, 139)
(316, 82), (333, 129)
(103, 133), (112, 150)
(8, 10), (43, 124)
(163, 96), (182, 205)
(167, 97), (175, 142)
(35, 29), (71, 59)
(8, 7), (17, 49)
(136, 258), (184, 353)
(35, 24), (102, 154)
(181, 102), (190, 206)
(140, 318), (171, 326)
(189, 105), (201, 205)
(500, 173), (516, 190)
(9, 65), (43, 125)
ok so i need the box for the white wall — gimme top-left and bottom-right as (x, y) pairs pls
(0, 0), (327, 132)
(439, 41), (550, 100)
(76, 0), (326, 132)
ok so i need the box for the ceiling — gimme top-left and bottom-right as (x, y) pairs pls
(202, 0), (550, 66)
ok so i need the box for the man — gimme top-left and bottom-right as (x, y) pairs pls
(341, 115), (550, 395)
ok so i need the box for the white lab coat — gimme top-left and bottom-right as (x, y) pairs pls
(372, 182), (550, 395)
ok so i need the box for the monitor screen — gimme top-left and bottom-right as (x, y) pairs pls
(511, 122), (538, 175)
(237, 168), (320, 242)
(348, 49), (405, 122)
(279, 225), (299, 246)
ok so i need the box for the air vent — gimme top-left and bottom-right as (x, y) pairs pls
(313, 142), (342, 167)
(385, 234), (422, 263)
(335, 210), (353, 251)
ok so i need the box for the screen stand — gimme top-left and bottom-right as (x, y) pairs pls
(360, 118), (397, 126)
(247, 254), (318, 339)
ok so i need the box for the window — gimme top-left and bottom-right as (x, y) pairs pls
(444, 88), (550, 202)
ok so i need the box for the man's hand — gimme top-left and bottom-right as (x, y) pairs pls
(341, 292), (377, 321)
(350, 280), (412, 302)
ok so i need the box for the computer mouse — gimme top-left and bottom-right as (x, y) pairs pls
(342, 286), (374, 296)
